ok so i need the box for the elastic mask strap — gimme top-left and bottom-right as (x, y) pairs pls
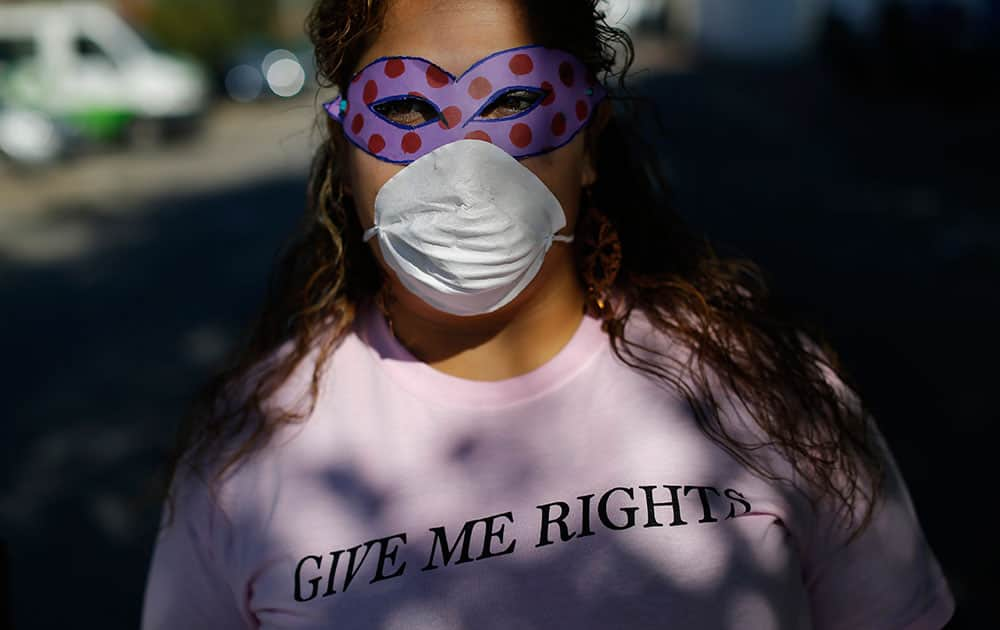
(363, 225), (379, 242)
(550, 234), (574, 244)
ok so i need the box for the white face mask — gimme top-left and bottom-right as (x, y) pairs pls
(364, 139), (574, 317)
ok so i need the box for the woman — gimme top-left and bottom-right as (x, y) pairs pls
(141, 0), (955, 628)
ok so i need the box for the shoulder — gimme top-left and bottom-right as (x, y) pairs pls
(614, 304), (698, 373)
(172, 314), (375, 513)
(228, 313), (375, 435)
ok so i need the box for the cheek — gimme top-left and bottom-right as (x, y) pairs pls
(347, 147), (402, 226)
(521, 135), (587, 225)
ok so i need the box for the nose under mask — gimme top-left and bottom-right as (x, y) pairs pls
(365, 139), (574, 316)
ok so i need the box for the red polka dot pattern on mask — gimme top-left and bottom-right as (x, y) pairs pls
(336, 47), (607, 162)
(368, 134), (386, 153)
(541, 81), (555, 106)
(551, 112), (567, 136)
(510, 123), (532, 148)
(384, 59), (405, 78)
(363, 80), (378, 104)
(401, 132), (422, 154)
(426, 66), (449, 88)
(509, 54), (534, 75)
(465, 130), (492, 143)
(469, 77), (492, 100)
(439, 106), (463, 129)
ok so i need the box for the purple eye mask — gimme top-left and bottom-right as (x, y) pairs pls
(323, 44), (607, 164)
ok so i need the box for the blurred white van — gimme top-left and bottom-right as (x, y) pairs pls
(0, 1), (208, 146)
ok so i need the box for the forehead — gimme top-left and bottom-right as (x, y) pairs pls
(353, 0), (532, 77)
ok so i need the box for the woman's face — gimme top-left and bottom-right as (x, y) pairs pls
(343, 0), (602, 318)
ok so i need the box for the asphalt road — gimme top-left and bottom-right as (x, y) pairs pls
(0, 96), (322, 265)
(1, 55), (995, 628)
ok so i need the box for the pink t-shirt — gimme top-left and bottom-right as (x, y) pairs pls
(141, 304), (955, 629)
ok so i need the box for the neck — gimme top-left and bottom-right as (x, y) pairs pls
(382, 247), (586, 381)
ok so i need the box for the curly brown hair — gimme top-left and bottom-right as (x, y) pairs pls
(152, 0), (885, 544)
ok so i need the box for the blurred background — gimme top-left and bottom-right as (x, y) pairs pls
(0, 0), (995, 627)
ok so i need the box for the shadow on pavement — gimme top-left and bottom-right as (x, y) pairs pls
(1, 174), (305, 629)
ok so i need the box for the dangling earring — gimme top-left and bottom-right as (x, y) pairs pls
(576, 187), (622, 320)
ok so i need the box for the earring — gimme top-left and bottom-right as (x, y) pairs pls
(577, 187), (622, 319)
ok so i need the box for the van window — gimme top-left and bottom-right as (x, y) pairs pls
(75, 36), (116, 67)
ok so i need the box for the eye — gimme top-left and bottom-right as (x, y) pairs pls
(477, 88), (544, 120)
(372, 96), (439, 128)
